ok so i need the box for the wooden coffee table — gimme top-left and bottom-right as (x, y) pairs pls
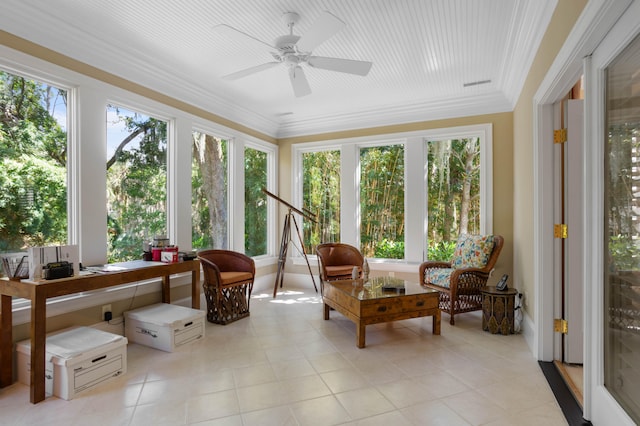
(323, 276), (440, 348)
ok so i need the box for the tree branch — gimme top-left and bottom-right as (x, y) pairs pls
(106, 127), (145, 170)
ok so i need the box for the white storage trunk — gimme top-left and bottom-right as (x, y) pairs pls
(124, 303), (205, 352)
(17, 326), (127, 400)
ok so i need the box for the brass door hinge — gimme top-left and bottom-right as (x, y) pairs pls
(554, 318), (568, 334)
(554, 129), (567, 144)
(554, 224), (568, 238)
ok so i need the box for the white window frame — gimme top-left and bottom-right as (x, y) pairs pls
(355, 139), (406, 258)
(191, 125), (234, 250)
(292, 144), (343, 248)
(105, 100), (174, 258)
(242, 138), (278, 259)
(292, 124), (493, 266)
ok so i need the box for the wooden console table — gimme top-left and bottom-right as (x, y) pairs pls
(0, 259), (200, 403)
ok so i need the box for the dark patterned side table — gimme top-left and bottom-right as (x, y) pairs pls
(480, 286), (518, 335)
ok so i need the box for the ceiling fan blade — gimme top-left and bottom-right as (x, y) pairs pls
(296, 11), (346, 53)
(214, 24), (275, 50)
(222, 62), (280, 80)
(289, 66), (311, 97)
(307, 56), (372, 76)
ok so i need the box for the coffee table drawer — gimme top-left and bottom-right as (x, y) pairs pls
(361, 293), (438, 317)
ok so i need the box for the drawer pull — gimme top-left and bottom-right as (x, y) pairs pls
(377, 306), (387, 312)
(184, 321), (193, 327)
(416, 301), (425, 307)
(92, 355), (107, 363)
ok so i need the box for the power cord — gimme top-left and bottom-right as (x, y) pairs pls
(514, 292), (523, 333)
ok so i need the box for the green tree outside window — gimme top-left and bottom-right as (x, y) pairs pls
(0, 71), (67, 255)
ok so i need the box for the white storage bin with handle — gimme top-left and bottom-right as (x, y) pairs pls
(16, 326), (127, 400)
(124, 303), (205, 352)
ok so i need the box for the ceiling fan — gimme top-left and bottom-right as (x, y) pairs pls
(215, 11), (373, 97)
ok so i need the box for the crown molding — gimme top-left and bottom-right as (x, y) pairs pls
(275, 91), (512, 138)
(2, 7), (282, 138)
(501, 0), (558, 106)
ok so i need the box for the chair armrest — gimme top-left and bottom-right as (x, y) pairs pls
(419, 261), (453, 282)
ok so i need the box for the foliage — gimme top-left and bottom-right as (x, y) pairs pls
(106, 105), (167, 262)
(0, 157), (67, 251)
(244, 148), (267, 256)
(0, 71), (68, 253)
(427, 138), (480, 245)
(607, 123), (640, 272)
(608, 235), (640, 271)
(302, 150), (340, 254)
(607, 124), (640, 239)
(427, 240), (457, 261)
(192, 133), (228, 250)
(373, 238), (405, 259)
(360, 145), (405, 258)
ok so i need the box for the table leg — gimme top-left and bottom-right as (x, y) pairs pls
(162, 275), (170, 304)
(30, 291), (47, 403)
(433, 310), (441, 335)
(356, 322), (366, 348)
(323, 303), (330, 320)
(192, 268), (200, 309)
(0, 294), (12, 387)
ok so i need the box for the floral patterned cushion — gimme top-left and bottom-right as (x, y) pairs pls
(424, 267), (454, 288)
(451, 234), (495, 269)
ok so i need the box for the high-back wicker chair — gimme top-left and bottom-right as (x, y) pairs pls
(198, 249), (255, 325)
(419, 234), (503, 325)
(316, 243), (364, 282)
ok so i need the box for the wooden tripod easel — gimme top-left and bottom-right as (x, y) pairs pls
(262, 189), (318, 298)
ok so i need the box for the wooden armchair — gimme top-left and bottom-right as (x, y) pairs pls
(198, 249), (255, 325)
(419, 234), (503, 325)
(316, 243), (364, 282)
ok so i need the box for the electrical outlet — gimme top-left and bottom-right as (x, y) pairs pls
(102, 304), (112, 317)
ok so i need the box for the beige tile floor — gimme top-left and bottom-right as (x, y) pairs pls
(0, 282), (568, 425)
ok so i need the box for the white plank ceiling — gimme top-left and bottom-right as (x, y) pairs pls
(0, 0), (557, 138)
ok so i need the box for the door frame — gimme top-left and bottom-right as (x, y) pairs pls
(533, 0), (636, 423)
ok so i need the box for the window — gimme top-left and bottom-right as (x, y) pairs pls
(302, 149), (341, 254)
(0, 70), (68, 255)
(0, 51), (278, 323)
(360, 144), (405, 259)
(292, 125), (491, 263)
(244, 146), (267, 256)
(426, 137), (481, 260)
(192, 131), (228, 249)
(106, 105), (167, 262)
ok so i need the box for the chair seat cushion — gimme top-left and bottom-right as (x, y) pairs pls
(451, 234), (495, 269)
(325, 265), (361, 278)
(424, 267), (454, 288)
(219, 271), (253, 285)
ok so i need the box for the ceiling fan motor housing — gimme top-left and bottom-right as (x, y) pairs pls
(274, 34), (300, 53)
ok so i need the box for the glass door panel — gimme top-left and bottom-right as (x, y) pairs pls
(604, 32), (640, 424)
